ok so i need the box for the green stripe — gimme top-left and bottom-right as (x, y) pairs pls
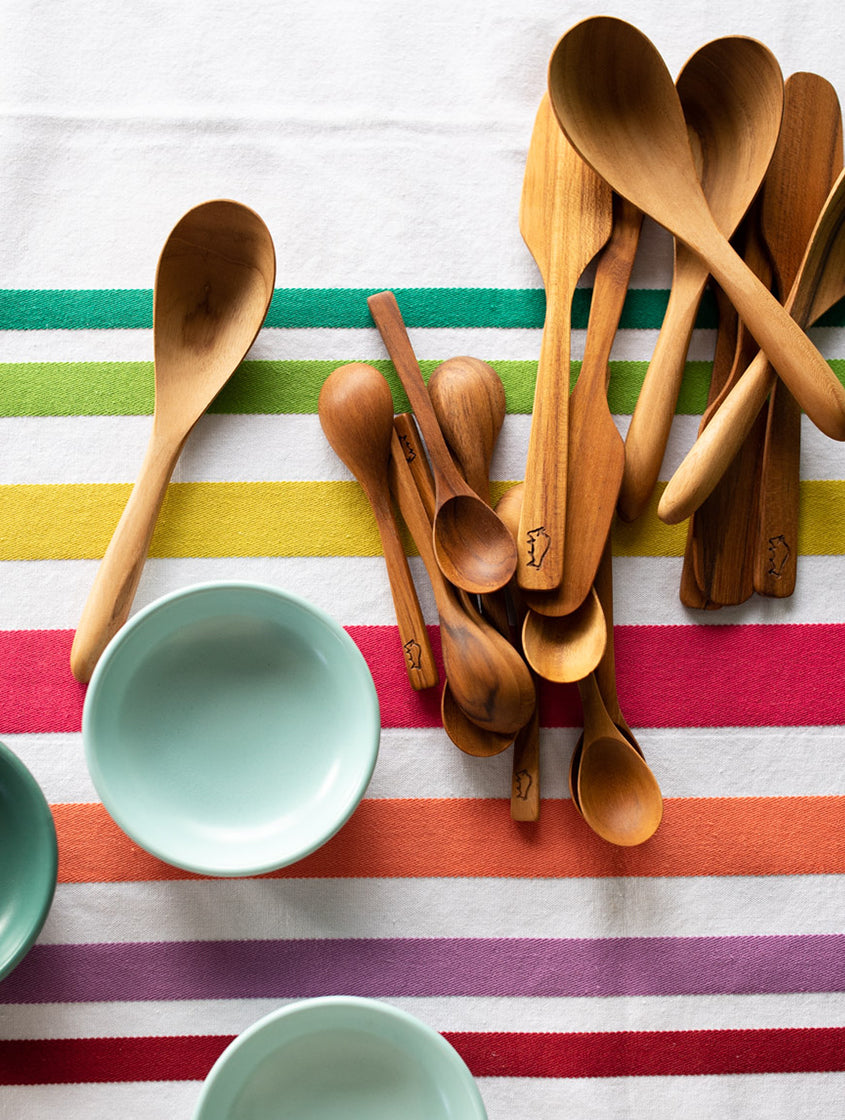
(0, 286), (721, 331)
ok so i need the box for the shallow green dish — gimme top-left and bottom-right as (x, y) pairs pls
(192, 996), (488, 1120)
(83, 582), (380, 877)
(0, 740), (58, 981)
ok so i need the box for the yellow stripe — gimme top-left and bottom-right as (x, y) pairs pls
(1, 480), (843, 560)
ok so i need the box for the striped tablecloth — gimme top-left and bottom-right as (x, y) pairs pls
(2, 3), (845, 1117)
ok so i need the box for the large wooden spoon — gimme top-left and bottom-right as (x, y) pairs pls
(70, 200), (276, 682)
(547, 16), (845, 441)
(753, 73), (843, 597)
(368, 290), (517, 595)
(516, 92), (612, 592)
(389, 420), (535, 736)
(659, 164), (845, 524)
(616, 35), (783, 522)
(318, 363), (438, 690)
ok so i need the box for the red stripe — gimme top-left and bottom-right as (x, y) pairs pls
(2, 622), (844, 734)
(2, 1028), (844, 1084)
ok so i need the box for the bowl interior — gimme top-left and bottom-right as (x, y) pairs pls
(84, 583), (379, 876)
(194, 997), (487, 1120)
(0, 742), (58, 981)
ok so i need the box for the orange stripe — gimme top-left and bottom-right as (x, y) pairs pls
(53, 797), (845, 882)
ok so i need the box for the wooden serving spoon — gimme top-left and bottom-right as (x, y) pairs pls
(389, 420), (535, 736)
(616, 34), (783, 523)
(70, 200), (276, 683)
(318, 363), (438, 690)
(516, 92), (612, 592)
(547, 16), (845, 442)
(557, 193), (642, 614)
(753, 73), (843, 598)
(368, 291), (518, 596)
(575, 672), (663, 847)
(659, 164), (845, 524)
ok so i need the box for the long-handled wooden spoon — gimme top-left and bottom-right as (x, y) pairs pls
(659, 164), (845, 524)
(556, 193), (642, 614)
(548, 16), (845, 442)
(368, 290), (517, 596)
(516, 92), (612, 592)
(753, 73), (843, 597)
(318, 363), (438, 690)
(616, 35), (783, 523)
(389, 420), (535, 736)
(70, 199), (276, 683)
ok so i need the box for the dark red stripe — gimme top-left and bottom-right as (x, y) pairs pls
(2, 1028), (844, 1084)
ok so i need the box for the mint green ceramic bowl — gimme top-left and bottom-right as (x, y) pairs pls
(192, 997), (488, 1120)
(0, 740), (58, 981)
(83, 582), (380, 877)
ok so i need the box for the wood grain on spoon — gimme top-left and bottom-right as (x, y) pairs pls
(389, 416), (535, 736)
(70, 200), (276, 683)
(754, 73), (843, 598)
(318, 363), (438, 690)
(368, 290), (517, 595)
(517, 92), (612, 592)
(658, 164), (845, 524)
(617, 35), (783, 523)
(555, 193), (642, 615)
(547, 16), (845, 442)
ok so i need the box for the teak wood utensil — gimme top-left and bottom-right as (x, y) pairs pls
(389, 417), (535, 736)
(318, 363), (438, 690)
(368, 290), (517, 596)
(616, 34), (783, 523)
(494, 483), (607, 684)
(554, 193), (642, 615)
(658, 164), (845, 524)
(428, 356), (506, 505)
(688, 214), (771, 607)
(753, 72), (843, 598)
(70, 199), (276, 683)
(575, 671), (663, 847)
(516, 92), (612, 592)
(547, 16), (845, 442)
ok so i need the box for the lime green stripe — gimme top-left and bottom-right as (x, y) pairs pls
(0, 286), (717, 331)
(1, 479), (842, 561)
(0, 358), (749, 417)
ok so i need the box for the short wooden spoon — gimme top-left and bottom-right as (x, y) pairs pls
(616, 34), (783, 522)
(576, 672), (663, 847)
(318, 363), (438, 690)
(548, 16), (845, 441)
(389, 423), (535, 736)
(70, 199), (276, 683)
(368, 290), (517, 595)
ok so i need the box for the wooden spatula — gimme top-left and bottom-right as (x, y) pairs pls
(516, 93), (612, 592)
(753, 72), (843, 597)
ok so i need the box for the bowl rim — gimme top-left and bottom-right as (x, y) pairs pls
(0, 739), (59, 981)
(82, 580), (380, 877)
(192, 995), (488, 1119)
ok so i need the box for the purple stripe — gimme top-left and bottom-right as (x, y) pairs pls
(3, 935), (845, 1003)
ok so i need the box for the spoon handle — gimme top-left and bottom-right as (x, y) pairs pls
(618, 250), (708, 521)
(510, 701), (540, 821)
(367, 291), (465, 495)
(658, 349), (773, 524)
(697, 225), (845, 440)
(70, 428), (183, 682)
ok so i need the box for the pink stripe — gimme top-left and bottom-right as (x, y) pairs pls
(1, 623), (844, 733)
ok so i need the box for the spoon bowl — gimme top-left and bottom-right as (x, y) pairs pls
(441, 683), (513, 757)
(428, 356), (506, 503)
(71, 199), (276, 682)
(521, 591), (606, 684)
